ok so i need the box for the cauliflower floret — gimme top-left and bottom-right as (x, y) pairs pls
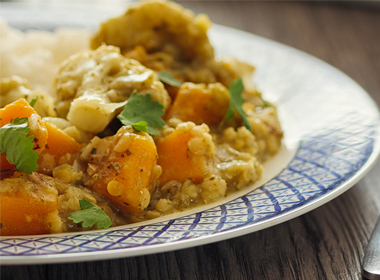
(55, 45), (171, 133)
(90, 0), (220, 85)
(90, 0), (259, 93)
(91, 0), (213, 63)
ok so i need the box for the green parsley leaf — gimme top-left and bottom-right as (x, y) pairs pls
(221, 77), (252, 131)
(132, 120), (149, 132)
(68, 199), (112, 229)
(0, 117), (39, 173)
(117, 92), (165, 135)
(29, 97), (38, 107)
(158, 71), (183, 87)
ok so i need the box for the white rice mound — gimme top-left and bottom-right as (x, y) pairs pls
(0, 19), (91, 96)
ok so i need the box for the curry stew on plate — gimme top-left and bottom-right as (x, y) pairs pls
(0, 0), (283, 236)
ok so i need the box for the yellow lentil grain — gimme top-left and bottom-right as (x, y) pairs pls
(107, 180), (124, 196)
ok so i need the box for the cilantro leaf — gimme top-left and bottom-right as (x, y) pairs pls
(132, 121), (149, 132)
(117, 92), (165, 135)
(158, 71), (183, 87)
(68, 199), (112, 229)
(0, 117), (39, 173)
(222, 77), (252, 131)
(29, 97), (38, 107)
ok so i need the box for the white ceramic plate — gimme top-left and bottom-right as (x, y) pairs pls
(1, 3), (379, 265)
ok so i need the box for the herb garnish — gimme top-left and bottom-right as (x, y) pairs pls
(117, 92), (165, 135)
(158, 71), (183, 87)
(0, 117), (38, 173)
(29, 97), (38, 107)
(68, 199), (112, 229)
(221, 77), (252, 131)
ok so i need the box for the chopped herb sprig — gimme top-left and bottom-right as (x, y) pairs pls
(221, 77), (252, 131)
(117, 92), (165, 135)
(68, 199), (112, 229)
(0, 117), (39, 173)
(158, 71), (183, 87)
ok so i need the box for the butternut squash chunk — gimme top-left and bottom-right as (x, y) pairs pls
(41, 122), (83, 160)
(0, 98), (37, 127)
(82, 127), (158, 214)
(0, 172), (61, 236)
(36, 122), (83, 174)
(165, 83), (229, 127)
(156, 123), (215, 184)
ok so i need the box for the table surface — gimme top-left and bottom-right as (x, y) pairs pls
(1, 1), (380, 279)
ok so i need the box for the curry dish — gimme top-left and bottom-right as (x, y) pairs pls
(0, 0), (283, 236)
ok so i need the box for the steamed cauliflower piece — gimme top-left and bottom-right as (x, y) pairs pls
(90, 0), (261, 100)
(55, 45), (171, 133)
(91, 0), (213, 64)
